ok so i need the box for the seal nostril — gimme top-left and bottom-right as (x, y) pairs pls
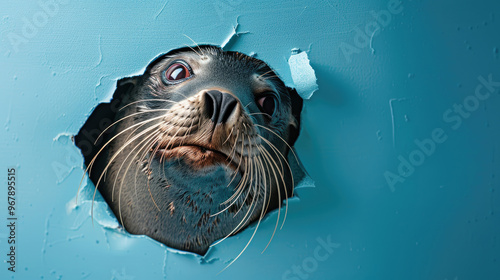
(219, 97), (237, 124)
(205, 90), (223, 122)
(205, 90), (238, 125)
(204, 91), (217, 122)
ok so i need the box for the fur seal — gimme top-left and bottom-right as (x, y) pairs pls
(76, 45), (303, 255)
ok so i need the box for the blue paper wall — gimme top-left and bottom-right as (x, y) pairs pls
(1, 0), (499, 279)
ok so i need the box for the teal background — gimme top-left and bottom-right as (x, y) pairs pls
(1, 0), (500, 279)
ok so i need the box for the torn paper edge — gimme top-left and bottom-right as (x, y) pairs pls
(288, 49), (318, 100)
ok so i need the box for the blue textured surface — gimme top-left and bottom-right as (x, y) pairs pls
(1, 0), (500, 279)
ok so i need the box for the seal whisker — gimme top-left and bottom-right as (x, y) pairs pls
(158, 114), (195, 178)
(222, 127), (235, 146)
(233, 154), (255, 217)
(92, 114), (166, 166)
(254, 124), (300, 173)
(145, 167), (161, 212)
(77, 113), (167, 204)
(248, 112), (274, 117)
(255, 155), (271, 218)
(90, 115), (163, 176)
(182, 34), (206, 57)
(246, 154), (270, 256)
(157, 123), (182, 167)
(212, 153), (248, 216)
(95, 108), (174, 144)
(183, 44), (203, 58)
(165, 89), (190, 100)
(226, 140), (265, 237)
(225, 128), (240, 167)
(133, 132), (163, 202)
(130, 125), (171, 213)
(257, 135), (294, 229)
(144, 120), (191, 211)
(220, 133), (248, 206)
(90, 124), (162, 223)
(112, 129), (161, 202)
(121, 120), (154, 145)
(232, 167), (259, 230)
(222, 129), (260, 216)
(120, 111), (177, 150)
(215, 116), (272, 272)
(248, 147), (266, 217)
(219, 131), (243, 195)
(257, 69), (275, 79)
(116, 131), (163, 224)
(94, 109), (164, 145)
(158, 113), (194, 162)
(257, 150), (274, 216)
(178, 117), (196, 146)
(256, 145), (283, 251)
(256, 143), (293, 252)
(118, 99), (181, 112)
(257, 145), (282, 213)
(210, 160), (259, 247)
(219, 177), (266, 273)
(262, 75), (281, 81)
(258, 136), (284, 176)
(137, 127), (172, 194)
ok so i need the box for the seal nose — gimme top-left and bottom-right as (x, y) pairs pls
(204, 90), (238, 125)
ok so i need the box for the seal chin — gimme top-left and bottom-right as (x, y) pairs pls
(156, 145), (239, 171)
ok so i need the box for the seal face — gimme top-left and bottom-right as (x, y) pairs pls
(76, 45), (303, 255)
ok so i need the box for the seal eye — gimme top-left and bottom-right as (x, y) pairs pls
(257, 95), (277, 117)
(163, 61), (192, 84)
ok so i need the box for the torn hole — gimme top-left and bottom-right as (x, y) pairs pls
(73, 44), (313, 262)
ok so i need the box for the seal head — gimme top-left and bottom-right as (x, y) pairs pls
(77, 45), (303, 255)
